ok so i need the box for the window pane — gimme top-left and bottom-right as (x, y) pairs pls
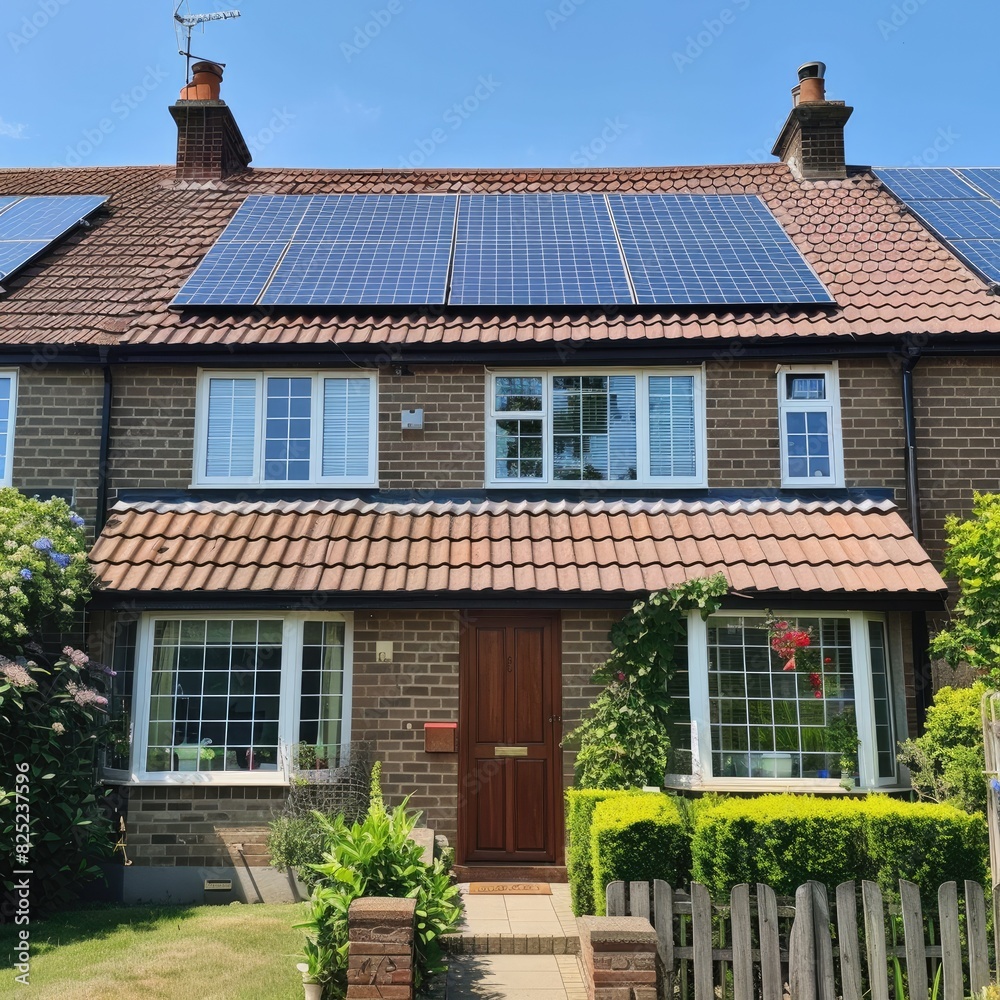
(495, 418), (544, 479)
(206, 378), (256, 479)
(322, 377), (372, 479)
(868, 621), (896, 780)
(708, 615), (855, 779)
(787, 374), (827, 400)
(145, 618), (284, 773)
(495, 377), (543, 412)
(299, 621), (346, 762)
(649, 375), (696, 478)
(785, 410), (832, 480)
(264, 377), (312, 482)
(552, 375), (636, 481)
(0, 376), (11, 481)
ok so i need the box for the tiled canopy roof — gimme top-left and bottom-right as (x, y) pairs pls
(90, 497), (946, 598)
(0, 162), (998, 349)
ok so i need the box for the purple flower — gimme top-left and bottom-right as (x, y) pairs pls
(50, 552), (71, 569)
(32, 537), (53, 552)
(19, 568), (32, 581)
(69, 512), (85, 528)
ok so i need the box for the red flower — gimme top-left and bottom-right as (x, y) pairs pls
(815, 690), (823, 698)
(775, 621), (788, 631)
(824, 657), (832, 664)
(783, 659), (796, 671)
(616, 671), (626, 682)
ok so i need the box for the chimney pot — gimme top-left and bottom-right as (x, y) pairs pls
(179, 61), (225, 102)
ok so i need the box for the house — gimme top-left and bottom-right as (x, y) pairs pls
(2, 59), (998, 901)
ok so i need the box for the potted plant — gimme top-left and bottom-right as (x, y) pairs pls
(174, 739), (215, 771)
(296, 939), (331, 1000)
(824, 709), (860, 789)
(246, 746), (278, 770)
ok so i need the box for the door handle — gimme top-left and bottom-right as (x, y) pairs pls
(549, 715), (562, 723)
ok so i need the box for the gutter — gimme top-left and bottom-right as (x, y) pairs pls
(95, 351), (113, 532)
(902, 351), (932, 729)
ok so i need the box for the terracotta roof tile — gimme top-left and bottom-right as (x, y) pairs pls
(2, 162), (1000, 349)
(89, 496), (946, 599)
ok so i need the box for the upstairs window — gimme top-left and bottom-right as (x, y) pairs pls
(487, 369), (705, 487)
(194, 371), (377, 487)
(0, 371), (15, 486)
(777, 364), (843, 487)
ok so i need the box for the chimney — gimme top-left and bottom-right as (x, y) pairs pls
(771, 62), (853, 180)
(169, 61), (251, 181)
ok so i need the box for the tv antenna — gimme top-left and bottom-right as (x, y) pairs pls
(173, 2), (241, 83)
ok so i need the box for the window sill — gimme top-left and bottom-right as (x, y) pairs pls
(120, 773), (291, 786)
(662, 774), (904, 794)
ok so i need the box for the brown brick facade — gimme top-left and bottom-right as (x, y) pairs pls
(11, 365), (103, 526)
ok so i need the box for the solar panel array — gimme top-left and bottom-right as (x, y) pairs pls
(0, 194), (107, 281)
(875, 167), (1000, 286)
(173, 192), (834, 308)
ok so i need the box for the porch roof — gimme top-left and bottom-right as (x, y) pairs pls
(89, 496), (946, 602)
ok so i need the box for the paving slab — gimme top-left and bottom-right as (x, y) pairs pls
(429, 953), (587, 999)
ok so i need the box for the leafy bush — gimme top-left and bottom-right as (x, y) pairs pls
(299, 762), (462, 996)
(897, 683), (986, 814)
(861, 796), (987, 892)
(591, 793), (690, 916)
(692, 795), (866, 898)
(564, 575), (728, 789)
(691, 794), (987, 901)
(566, 789), (636, 916)
(267, 814), (328, 889)
(0, 488), (92, 647)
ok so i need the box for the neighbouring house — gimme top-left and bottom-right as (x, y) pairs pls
(2, 59), (999, 901)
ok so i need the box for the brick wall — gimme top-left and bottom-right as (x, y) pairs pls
(705, 358), (906, 495)
(12, 366), (103, 526)
(107, 366), (197, 496)
(125, 785), (286, 867)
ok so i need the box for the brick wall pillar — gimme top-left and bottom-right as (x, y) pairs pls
(579, 916), (659, 1000)
(346, 896), (416, 1000)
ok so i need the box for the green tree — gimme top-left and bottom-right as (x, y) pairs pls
(931, 492), (1000, 682)
(564, 575), (729, 789)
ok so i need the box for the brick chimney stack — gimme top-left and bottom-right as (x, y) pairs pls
(169, 61), (252, 181)
(772, 62), (853, 180)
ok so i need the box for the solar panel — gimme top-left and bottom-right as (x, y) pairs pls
(175, 194), (458, 306)
(902, 199), (1000, 241)
(608, 194), (834, 306)
(0, 194), (107, 283)
(874, 168), (985, 201)
(948, 240), (1000, 283)
(957, 168), (1000, 202)
(448, 193), (633, 306)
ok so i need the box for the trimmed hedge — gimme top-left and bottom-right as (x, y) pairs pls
(691, 795), (863, 898)
(566, 789), (636, 916)
(590, 793), (689, 916)
(691, 794), (987, 900)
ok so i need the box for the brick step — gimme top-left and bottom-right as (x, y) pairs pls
(441, 932), (579, 956)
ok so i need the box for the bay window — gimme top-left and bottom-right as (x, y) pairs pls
(0, 370), (17, 486)
(487, 369), (705, 486)
(194, 371), (377, 486)
(131, 613), (352, 781)
(684, 611), (898, 787)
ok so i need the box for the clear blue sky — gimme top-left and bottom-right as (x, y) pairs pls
(2, 0), (996, 171)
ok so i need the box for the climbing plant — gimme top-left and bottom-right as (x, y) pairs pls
(564, 574), (729, 789)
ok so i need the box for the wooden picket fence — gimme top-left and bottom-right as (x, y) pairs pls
(605, 878), (992, 1000)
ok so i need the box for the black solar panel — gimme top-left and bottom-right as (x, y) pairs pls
(449, 193), (633, 306)
(608, 194), (834, 305)
(874, 168), (984, 201)
(0, 194), (107, 281)
(174, 194), (458, 307)
(957, 169), (1000, 202)
(904, 199), (1000, 241)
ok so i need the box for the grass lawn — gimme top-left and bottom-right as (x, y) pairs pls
(0, 902), (311, 1000)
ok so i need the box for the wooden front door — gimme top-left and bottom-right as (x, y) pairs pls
(459, 612), (562, 865)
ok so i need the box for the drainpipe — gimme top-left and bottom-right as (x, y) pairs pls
(95, 349), (112, 532)
(902, 353), (931, 730)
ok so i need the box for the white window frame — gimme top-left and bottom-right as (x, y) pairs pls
(777, 363), (844, 488)
(192, 369), (378, 488)
(0, 369), (18, 487)
(686, 609), (897, 791)
(485, 367), (707, 488)
(129, 611), (353, 785)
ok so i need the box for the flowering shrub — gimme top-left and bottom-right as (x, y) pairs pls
(0, 488), (92, 648)
(564, 575), (729, 789)
(766, 616), (824, 697)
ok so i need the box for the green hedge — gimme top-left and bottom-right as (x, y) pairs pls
(566, 789), (636, 916)
(691, 794), (987, 900)
(591, 793), (689, 916)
